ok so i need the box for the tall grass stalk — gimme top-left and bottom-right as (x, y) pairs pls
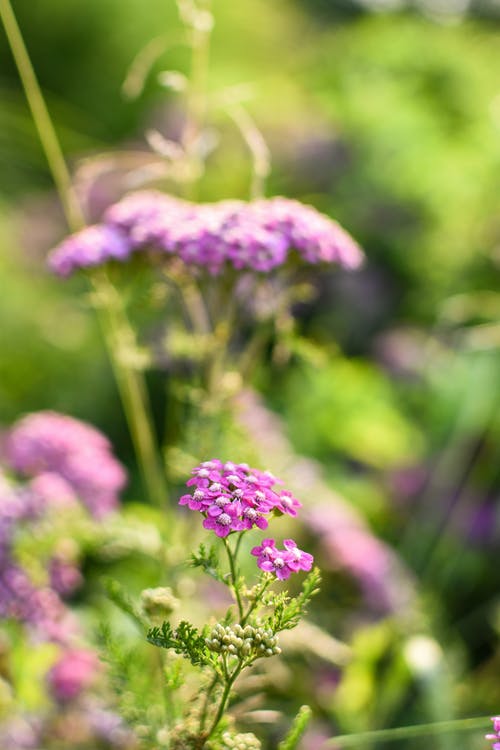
(325, 716), (489, 747)
(0, 0), (169, 512)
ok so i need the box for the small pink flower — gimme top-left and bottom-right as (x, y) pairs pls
(283, 539), (314, 572)
(274, 490), (302, 517)
(251, 538), (313, 580)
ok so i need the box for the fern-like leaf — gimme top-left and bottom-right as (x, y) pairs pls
(147, 620), (212, 668)
(190, 542), (223, 582)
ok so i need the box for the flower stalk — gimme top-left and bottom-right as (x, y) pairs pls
(0, 0), (169, 511)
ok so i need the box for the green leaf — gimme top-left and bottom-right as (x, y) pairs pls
(267, 568), (321, 632)
(147, 620), (212, 668)
(278, 705), (313, 750)
(190, 542), (224, 582)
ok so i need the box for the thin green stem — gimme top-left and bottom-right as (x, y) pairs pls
(222, 537), (244, 621)
(324, 716), (489, 747)
(241, 576), (272, 627)
(0, 0), (84, 231)
(0, 0), (169, 511)
(205, 663), (243, 740)
(226, 103), (270, 200)
(199, 672), (220, 733)
(90, 271), (170, 511)
(233, 531), (244, 563)
(181, 0), (212, 199)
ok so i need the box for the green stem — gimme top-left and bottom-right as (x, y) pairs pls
(222, 537), (244, 621)
(0, 0), (84, 231)
(90, 270), (170, 512)
(199, 673), (220, 733)
(181, 0), (212, 199)
(205, 663), (242, 741)
(0, 0), (169, 511)
(233, 531), (244, 562)
(241, 576), (272, 627)
(324, 716), (489, 747)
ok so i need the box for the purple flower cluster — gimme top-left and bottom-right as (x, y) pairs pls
(5, 411), (127, 518)
(179, 458), (313, 579)
(180, 459), (301, 537)
(487, 717), (500, 750)
(49, 190), (363, 276)
(0, 412), (127, 644)
(46, 225), (130, 277)
(251, 538), (313, 581)
(0, 471), (80, 643)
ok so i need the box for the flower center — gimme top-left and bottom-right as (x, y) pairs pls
(218, 513), (232, 526)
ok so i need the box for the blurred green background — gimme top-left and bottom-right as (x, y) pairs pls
(1, 0), (500, 746)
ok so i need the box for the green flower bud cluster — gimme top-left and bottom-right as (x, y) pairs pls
(218, 731), (262, 749)
(205, 623), (281, 659)
(141, 587), (179, 622)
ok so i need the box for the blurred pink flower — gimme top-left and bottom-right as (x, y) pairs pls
(47, 649), (100, 702)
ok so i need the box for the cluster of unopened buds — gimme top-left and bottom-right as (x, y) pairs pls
(179, 458), (313, 579)
(486, 716), (500, 749)
(205, 623), (281, 659)
(214, 731), (262, 750)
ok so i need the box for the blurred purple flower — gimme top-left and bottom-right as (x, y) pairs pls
(49, 190), (363, 276)
(0, 562), (78, 643)
(49, 557), (83, 597)
(48, 224), (131, 277)
(0, 717), (42, 749)
(29, 472), (79, 510)
(5, 411), (127, 518)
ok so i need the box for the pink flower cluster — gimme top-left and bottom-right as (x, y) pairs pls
(5, 411), (127, 518)
(180, 459), (301, 537)
(486, 717), (500, 750)
(49, 190), (363, 277)
(179, 458), (313, 579)
(251, 538), (313, 581)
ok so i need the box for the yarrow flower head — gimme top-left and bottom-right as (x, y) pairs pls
(48, 190), (363, 276)
(486, 716), (500, 750)
(179, 458), (313, 579)
(179, 459), (301, 538)
(4, 411), (127, 518)
(251, 538), (313, 580)
(48, 224), (131, 277)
